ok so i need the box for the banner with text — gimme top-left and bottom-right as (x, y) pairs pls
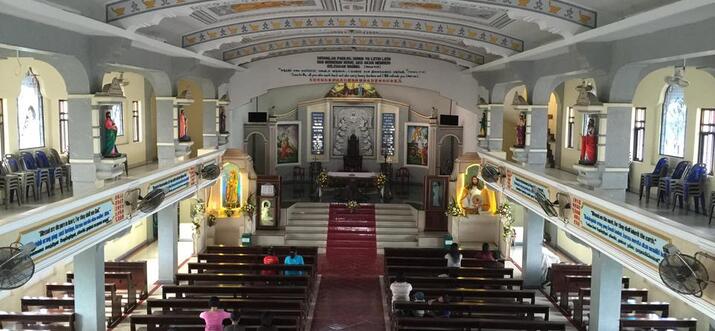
(18, 201), (115, 258)
(150, 168), (195, 198)
(509, 173), (550, 202)
(279, 56), (425, 84)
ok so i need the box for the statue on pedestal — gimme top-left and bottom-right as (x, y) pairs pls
(479, 112), (488, 137)
(514, 112), (526, 148)
(219, 109), (228, 134)
(178, 108), (191, 142)
(342, 133), (363, 171)
(579, 118), (597, 165)
(102, 111), (120, 158)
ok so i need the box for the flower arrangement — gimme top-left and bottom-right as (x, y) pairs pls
(206, 213), (217, 227)
(346, 200), (359, 213)
(317, 170), (329, 188)
(224, 208), (236, 218)
(497, 202), (516, 240)
(375, 173), (388, 188)
(445, 198), (466, 217)
(190, 198), (206, 233)
(239, 193), (256, 217)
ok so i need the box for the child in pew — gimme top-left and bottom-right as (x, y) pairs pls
(262, 247), (280, 276)
(283, 247), (305, 276)
(412, 291), (426, 317)
(444, 243), (463, 267)
(200, 296), (231, 331)
(475, 243), (496, 261)
(224, 311), (245, 331)
(426, 294), (451, 318)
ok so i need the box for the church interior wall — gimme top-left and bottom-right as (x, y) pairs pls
(0, 58), (68, 154)
(102, 71), (148, 167)
(104, 218), (151, 261)
(502, 86), (527, 161)
(145, 79), (158, 163)
(177, 79), (205, 158)
(557, 78), (597, 173)
(628, 66), (715, 196)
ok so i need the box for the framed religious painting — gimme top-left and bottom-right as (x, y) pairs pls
(256, 175), (281, 229)
(276, 121), (301, 166)
(423, 175), (448, 231)
(405, 123), (429, 168)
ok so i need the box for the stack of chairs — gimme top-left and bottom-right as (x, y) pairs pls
(130, 245), (318, 330)
(3, 147), (71, 203)
(385, 247), (565, 331)
(547, 263), (697, 330)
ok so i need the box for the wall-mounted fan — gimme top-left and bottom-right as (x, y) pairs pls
(0, 242), (36, 290)
(199, 164), (220, 180)
(481, 164), (505, 183)
(124, 188), (166, 217)
(532, 186), (558, 217)
(659, 244), (713, 297)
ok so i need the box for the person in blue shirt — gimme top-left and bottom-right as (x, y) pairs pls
(283, 247), (304, 276)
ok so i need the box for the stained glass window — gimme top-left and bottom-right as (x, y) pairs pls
(17, 69), (45, 149)
(659, 85), (687, 157)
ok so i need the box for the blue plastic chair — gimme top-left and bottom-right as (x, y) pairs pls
(35, 150), (65, 194)
(19, 151), (51, 197)
(657, 160), (690, 207)
(639, 157), (669, 203)
(672, 163), (708, 214)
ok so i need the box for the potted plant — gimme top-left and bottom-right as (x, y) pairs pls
(317, 170), (329, 198)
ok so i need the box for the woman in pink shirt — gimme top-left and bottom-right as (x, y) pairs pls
(200, 296), (231, 331)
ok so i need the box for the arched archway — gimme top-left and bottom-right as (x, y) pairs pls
(438, 134), (462, 176)
(244, 131), (269, 175)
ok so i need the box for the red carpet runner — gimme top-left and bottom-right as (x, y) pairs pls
(311, 203), (385, 330)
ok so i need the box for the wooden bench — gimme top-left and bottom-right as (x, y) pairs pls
(393, 301), (551, 320)
(0, 311), (75, 331)
(560, 275), (629, 312)
(385, 256), (505, 268)
(384, 247), (499, 258)
(174, 273), (310, 287)
(572, 288), (650, 324)
(547, 263), (591, 300)
(20, 295), (123, 328)
(66, 271), (137, 312)
(162, 285), (308, 300)
(394, 316), (565, 330)
(145, 298), (304, 318)
(620, 315), (697, 331)
(197, 253), (316, 265)
(413, 287), (537, 304)
(188, 262), (314, 275)
(389, 276), (523, 290)
(386, 265), (514, 278)
(130, 314), (299, 331)
(105, 261), (149, 300)
(574, 301), (670, 327)
(205, 246), (318, 256)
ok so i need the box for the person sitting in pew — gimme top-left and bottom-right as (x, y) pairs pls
(284, 247), (305, 276)
(475, 243), (496, 261)
(426, 294), (451, 318)
(444, 243), (463, 267)
(200, 296), (231, 331)
(224, 311), (245, 331)
(258, 311), (278, 331)
(412, 291), (426, 317)
(390, 272), (413, 306)
(262, 247), (279, 276)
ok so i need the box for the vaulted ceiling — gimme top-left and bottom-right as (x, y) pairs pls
(63, 0), (676, 67)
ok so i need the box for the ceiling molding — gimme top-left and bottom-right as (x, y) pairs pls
(182, 14), (524, 57)
(223, 34), (485, 65)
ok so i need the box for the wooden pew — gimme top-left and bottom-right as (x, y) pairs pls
(573, 288), (650, 324)
(162, 285), (308, 300)
(620, 315), (697, 331)
(385, 265), (514, 278)
(388, 275), (523, 290)
(0, 311), (75, 331)
(130, 314), (299, 331)
(66, 271), (137, 312)
(188, 262), (314, 275)
(385, 256), (505, 268)
(197, 253), (316, 265)
(560, 275), (629, 312)
(105, 261), (149, 300)
(384, 247), (499, 258)
(205, 246), (318, 256)
(575, 302), (670, 328)
(394, 316), (566, 330)
(145, 298), (304, 319)
(393, 301), (551, 320)
(20, 296), (123, 328)
(413, 288), (537, 304)
(547, 263), (591, 300)
(175, 273), (310, 287)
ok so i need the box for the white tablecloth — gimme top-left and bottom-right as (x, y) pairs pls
(327, 171), (378, 178)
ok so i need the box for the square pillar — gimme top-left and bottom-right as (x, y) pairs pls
(156, 97), (176, 166)
(203, 100), (219, 148)
(599, 104), (633, 200)
(73, 243), (105, 331)
(526, 105), (548, 167)
(158, 204), (178, 283)
(522, 208), (545, 288)
(67, 95), (100, 192)
(428, 118), (439, 175)
(267, 119), (278, 176)
(590, 251), (623, 331)
(457, 105), (478, 154)
(486, 104), (504, 151)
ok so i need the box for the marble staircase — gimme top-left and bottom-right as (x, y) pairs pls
(284, 203), (418, 250)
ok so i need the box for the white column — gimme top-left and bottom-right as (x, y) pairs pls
(457, 105), (478, 154)
(599, 104), (632, 200)
(487, 105), (504, 151)
(522, 208), (545, 288)
(203, 100), (219, 148)
(158, 204), (178, 283)
(589, 251), (623, 331)
(156, 97), (176, 167)
(527, 105), (548, 167)
(73, 243), (105, 331)
(67, 95), (100, 192)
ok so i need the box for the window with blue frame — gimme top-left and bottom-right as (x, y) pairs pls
(659, 85), (687, 157)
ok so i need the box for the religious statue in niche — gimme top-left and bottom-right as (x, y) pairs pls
(479, 112), (488, 137)
(332, 106), (375, 157)
(178, 108), (191, 142)
(460, 165), (484, 214)
(579, 117), (598, 165)
(514, 112), (527, 148)
(219, 108), (228, 134)
(222, 163), (241, 208)
(325, 82), (381, 98)
(102, 111), (120, 158)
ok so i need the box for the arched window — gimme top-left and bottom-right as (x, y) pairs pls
(17, 68), (45, 149)
(659, 84), (687, 157)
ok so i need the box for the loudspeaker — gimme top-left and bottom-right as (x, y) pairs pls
(248, 112), (268, 123)
(439, 114), (459, 126)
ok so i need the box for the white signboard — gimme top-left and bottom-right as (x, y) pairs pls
(19, 201), (115, 258)
(580, 203), (669, 265)
(150, 171), (191, 197)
